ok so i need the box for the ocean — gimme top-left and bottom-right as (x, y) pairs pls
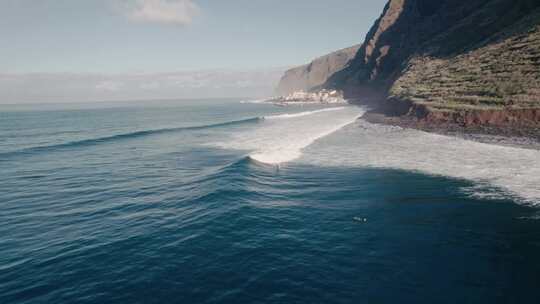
(1, 98), (540, 303)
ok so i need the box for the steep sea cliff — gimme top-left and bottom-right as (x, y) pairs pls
(277, 0), (540, 136)
(276, 45), (361, 95)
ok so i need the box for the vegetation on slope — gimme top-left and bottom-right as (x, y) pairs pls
(391, 22), (540, 113)
(326, 0), (540, 116)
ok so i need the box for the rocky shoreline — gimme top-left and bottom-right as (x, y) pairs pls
(361, 109), (540, 150)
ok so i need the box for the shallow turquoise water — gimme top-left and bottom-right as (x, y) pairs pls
(1, 99), (539, 303)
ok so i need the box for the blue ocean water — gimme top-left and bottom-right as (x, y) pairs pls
(1, 99), (540, 304)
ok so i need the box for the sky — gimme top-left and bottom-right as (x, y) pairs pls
(0, 0), (386, 103)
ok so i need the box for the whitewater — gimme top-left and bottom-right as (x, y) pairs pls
(215, 107), (364, 164)
(214, 105), (540, 205)
(3, 101), (538, 205)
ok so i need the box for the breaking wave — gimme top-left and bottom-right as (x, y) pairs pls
(264, 107), (347, 119)
(215, 106), (365, 164)
(240, 98), (268, 104)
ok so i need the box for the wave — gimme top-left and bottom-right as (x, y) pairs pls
(299, 119), (540, 205)
(240, 98), (268, 104)
(248, 116), (358, 164)
(264, 107), (346, 120)
(0, 117), (262, 159)
(215, 106), (365, 165)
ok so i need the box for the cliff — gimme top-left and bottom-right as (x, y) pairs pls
(333, 0), (540, 130)
(275, 44), (361, 95)
(279, 0), (540, 133)
(390, 21), (540, 120)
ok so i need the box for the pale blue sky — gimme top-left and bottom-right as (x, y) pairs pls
(0, 0), (386, 103)
(2, 0), (385, 73)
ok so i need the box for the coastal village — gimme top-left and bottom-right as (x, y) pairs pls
(269, 89), (347, 105)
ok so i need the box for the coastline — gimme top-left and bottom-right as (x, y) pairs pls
(361, 110), (540, 151)
(260, 97), (540, 150)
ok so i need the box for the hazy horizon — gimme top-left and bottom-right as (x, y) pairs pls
(0, 67), (287, 104)
(1, 0), (385, 104)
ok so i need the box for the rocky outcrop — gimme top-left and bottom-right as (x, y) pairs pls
(275, 45), (360, 95)
(381, 98), (540, 126)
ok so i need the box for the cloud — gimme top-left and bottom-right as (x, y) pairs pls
(0, 68), (287, 104)
(124, 0), (199, 26)
(140, 82), (161, 90)
(96, 81), (124, 91)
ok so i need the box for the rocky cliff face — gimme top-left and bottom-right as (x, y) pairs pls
(275, 45), (360, 96)
(390, 21), (540, 113)
(323, 0), (540, 129)
(329, 0), (539, 86)
(285, 0), (540, 129)
(275, 0), (540, 130)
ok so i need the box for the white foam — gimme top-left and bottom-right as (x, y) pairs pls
(240, 99), (268, 104)
(299, 119), (540, 205)
(265, 107), (347, 120)
(215, 106), (364, 164)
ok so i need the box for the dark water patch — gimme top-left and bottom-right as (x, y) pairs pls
(17, 175), (48, 180)
(2, 164), (540, 303)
